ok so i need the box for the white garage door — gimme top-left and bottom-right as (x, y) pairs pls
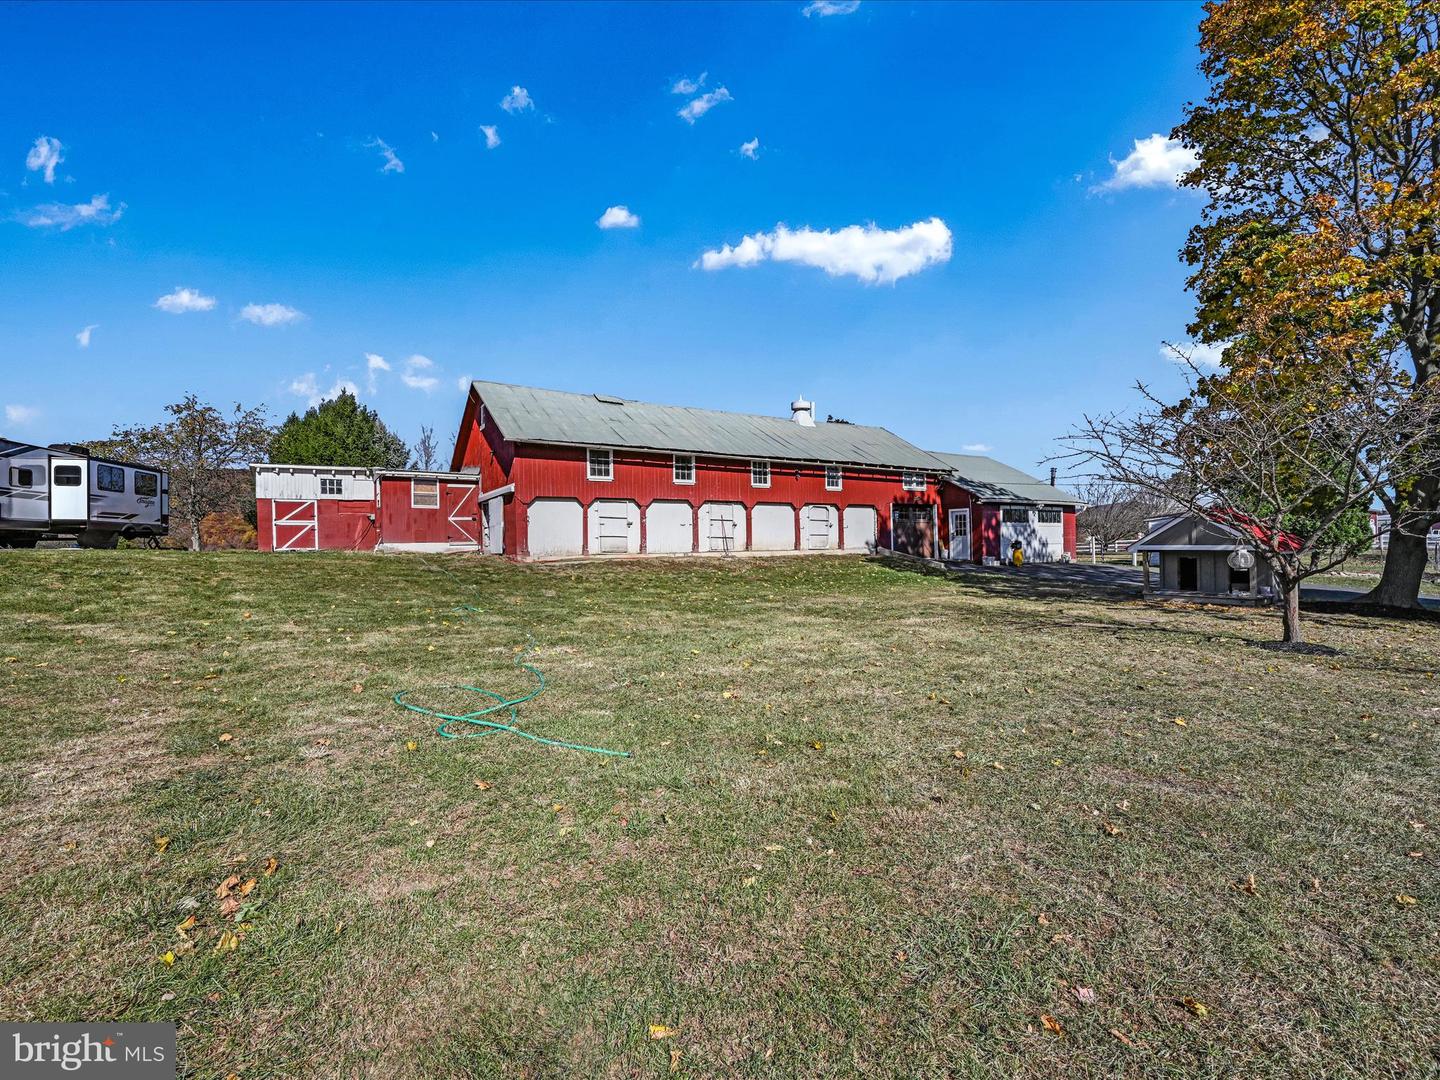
(587, 499), (639, 554)
(645, 501), (693, 554)
(843, 506), (877, 550)
(700, 502), (745, 553)
(802, 504), (839, 550)
(1000, 506), (1064, 562)
(751, 504), (796, 551)
(527, 498), (583, 558)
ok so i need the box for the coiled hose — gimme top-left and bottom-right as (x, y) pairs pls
(393, 562), (631, 758)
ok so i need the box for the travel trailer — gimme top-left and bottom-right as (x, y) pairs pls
(0, 439), (169, 548)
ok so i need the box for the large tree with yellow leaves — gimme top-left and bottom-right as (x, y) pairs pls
(1177, 0), (1440, 605)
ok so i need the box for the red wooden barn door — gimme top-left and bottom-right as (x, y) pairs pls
(444, 483), (480, 546)
(272, 500), (318, 551)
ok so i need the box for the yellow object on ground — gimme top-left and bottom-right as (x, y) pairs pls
(1011, 546), (1024, 568)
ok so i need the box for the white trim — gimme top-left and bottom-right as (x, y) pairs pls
(825, 464), (842, 492)
(587, 447), (614, 482)
(948, 508), (970, 560)
(411, 479), (440, 508)
(272, 500), (319, 552)
(445, 483), (479, 544)
(672, 453), (696, 485)
(750, 460), (771, 488)
(511, 438), (939, 477)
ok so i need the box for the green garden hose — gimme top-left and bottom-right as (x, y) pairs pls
(393, 565), (631, 758)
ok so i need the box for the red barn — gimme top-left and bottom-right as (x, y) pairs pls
(448, 380), (1080, 562)
(253, 463), (509, 553)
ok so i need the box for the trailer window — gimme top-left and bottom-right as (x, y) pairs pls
(411, 480), (440, 508)
(134, 471), (158, 497)
(9, 467), (34, 488)
(53, 465), (82, 487)
(96, 464), (125, 493)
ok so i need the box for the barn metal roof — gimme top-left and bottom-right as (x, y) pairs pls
(471, 380), (952, 471)
(929, 452), (1082, 506)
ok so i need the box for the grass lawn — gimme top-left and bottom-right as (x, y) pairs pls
(2, 550), (1437, 1078)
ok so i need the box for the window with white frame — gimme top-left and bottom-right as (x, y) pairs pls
(411, 479), (440, 508)
(673, 454), (695, 485)
(1001, 506), (1029, 524)
(825, 465), (842, 491)
(319, 477), (344, 497)
(587, 448), (613, 481)
(750, 460), (771, 488)
(902, 472), (925, 492)
(1037, 507), (1063, 524)
(477, 403), (487, 430)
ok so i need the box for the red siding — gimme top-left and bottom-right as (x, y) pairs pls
(1063, 508), (1077, 559)
(256, 498), (377, 552)
(376, 477), (482, 547)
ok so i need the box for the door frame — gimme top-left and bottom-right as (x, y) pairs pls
(947, 508), (970, 561)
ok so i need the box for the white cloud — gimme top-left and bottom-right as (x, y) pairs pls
(240, 302), (304, 327)
(803, 0), (860, 14)
(1093, 134), (1197, 193)
(501, 86), (534, 114)
(1163, 340), (1227, 369)
(15, 193), (124, 230)
(961, 443), (992, 454)
(456, 374), (473, 393)
(740, 137), (760, 160)
(367, 137), (404, 174)
(479, 124), (501, 150)
(671, 73), (707, 95)
(365, 352), (390, 393)
(431, 131), (440, 142)
(401, 354), (439, 391)
(697, 217), (952, 285)
(678, 87), (732, 124)
(5, 404), (38, 425)
(597, 205), (640, 229)
(76, 324), (97, 348)
(153, 286), (217, 314)
(290, 373), (358, 407)
(25, 136), (63, 183)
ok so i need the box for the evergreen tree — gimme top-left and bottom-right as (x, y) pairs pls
(269, 391), (409, 469)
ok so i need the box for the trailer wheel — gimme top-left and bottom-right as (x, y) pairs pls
(77, 530), (120, 550)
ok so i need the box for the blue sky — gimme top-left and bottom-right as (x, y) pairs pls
(1, 0), (1211, 475)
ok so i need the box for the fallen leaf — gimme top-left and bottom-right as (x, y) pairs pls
(1237, 873), (1257, 895)
(811, 740), (825, 750)
(648, 1024), (677, 1040)
(1040, 1014), (1065, 1037)
(262, 857), (278, 877)
(669, 1047), (682, 1073)
(742, 876), (757, 888)
(1396, 894), (1418, 906)
(405, 740), (418, 752)
(1073, 986), (1097, 1005)
(236, 878), (257, 896)
(218, 733), (233, 744)
(1036, 912), (1051, 927)
(352, 684), (364, 694)
(219, 896), (241, 919)
(762, 843), (782, 853)
(474, 780), (493, 790)
(424, 838), (436, 849)
(1109, 1028), (1139, 1048)
(1172, 717), (1187, 727)
(162, 951), (175, 966)
(214, 930), (239, 953)
(154, 835), (171, 853)
(1181, 996), (1209, 1018)
(175, 916), (197, 934)
(215, 874), (241, 899)
(951, 749), (966, 760)
(1102, 821), (1123, 837)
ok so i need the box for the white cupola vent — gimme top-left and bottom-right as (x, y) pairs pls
(791, 396), (815, 427)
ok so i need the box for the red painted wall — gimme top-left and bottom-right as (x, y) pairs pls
(256, 498), (377, 552)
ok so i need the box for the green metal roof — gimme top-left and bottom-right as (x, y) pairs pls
(929, 451), (1082, 506)
(471, 380), (952, 471)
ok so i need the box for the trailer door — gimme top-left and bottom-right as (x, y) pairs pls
(1, 444), (50, 527)
(49, 459), (87, 524)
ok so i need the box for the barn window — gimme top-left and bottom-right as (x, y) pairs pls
(587, 448), (613, 481)
(53, 465), (82, 487)
(1002, 506), (1029, 524)
(825, 465), (842, 491)
(134, 471), (158, 497)
(477, 404), (486, 430)
(1037, 508), (1062, 524)
(96, 464), (125, 493)
(750, 460), (770, 488)
(902, 472), (925, 492)
(411, 480), (440, 508)
(673, 454), (695, 485)
(10, 467), (34, 487)
(319, 477), (344, 497)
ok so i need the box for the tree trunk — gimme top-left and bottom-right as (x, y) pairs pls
(1279, 581), (1302, 644)
(189, 513), (202, 552)
(1363, 526), (1433, 608)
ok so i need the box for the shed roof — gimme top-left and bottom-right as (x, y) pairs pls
(929, 452), (1082, 506)
(470, 380), (951, 471)
(1128, 509), (1300, 553)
